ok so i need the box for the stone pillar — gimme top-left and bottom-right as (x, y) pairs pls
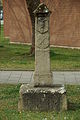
(18, 3), (67, 112)
(33, 3), (53, 86)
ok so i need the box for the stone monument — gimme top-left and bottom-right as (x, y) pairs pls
(18, 3), (67, 112)
(33, 3), (53, 87)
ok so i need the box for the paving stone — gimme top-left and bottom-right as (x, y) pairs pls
(19, 78), (31, 83)
(0, 71), (80, 85)
(11, 71), (23, 74)
(22, 71), (33, 76)
(7, 80), (19, 84)
(8, 77), (20, 82)
(0, 79), (8, 83)
(20, 75), (31, 79)
(10, 74), (21, 78)
(0, 73), (11, 77)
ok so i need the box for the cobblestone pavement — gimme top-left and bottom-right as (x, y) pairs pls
(0, 71), (80, 85)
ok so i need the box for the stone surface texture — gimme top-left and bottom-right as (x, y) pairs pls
(18, 3), (67, 112)
(0, 71), (80, 85)
(18, 84), (67, 111)
(33, 4), (53, 86)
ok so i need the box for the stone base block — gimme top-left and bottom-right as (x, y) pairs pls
(18, 84), (67, 112)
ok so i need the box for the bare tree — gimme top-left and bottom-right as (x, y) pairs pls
(26, 0), (40, 55)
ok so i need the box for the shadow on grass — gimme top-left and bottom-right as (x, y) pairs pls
(50, 50), (80, 62)
(68, 102), (80, 111)
(0, 45), (4, 48)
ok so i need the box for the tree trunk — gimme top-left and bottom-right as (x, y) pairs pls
(26, 0), (40, 55)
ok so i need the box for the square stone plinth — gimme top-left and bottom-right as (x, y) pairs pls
(18, 84), (67, 112)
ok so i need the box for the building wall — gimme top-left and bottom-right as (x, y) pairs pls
(44, 0), (80, 47)
(3, 0), (80, 47)
(3, 0), (32, 43)
(3, 0), (9, 37)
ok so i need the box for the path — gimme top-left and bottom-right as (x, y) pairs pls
(0, 71), (80, 85)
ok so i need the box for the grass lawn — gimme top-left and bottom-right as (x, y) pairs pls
(0, 84), (80, 120)
(0, 26), (80, 70)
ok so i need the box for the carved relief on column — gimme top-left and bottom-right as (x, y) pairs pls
(33, 3), (53, 86)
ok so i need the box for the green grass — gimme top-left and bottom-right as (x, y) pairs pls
(0, 26), (80, 70)
(0, 84), (80, 120)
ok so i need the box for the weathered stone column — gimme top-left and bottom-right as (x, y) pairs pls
(18, 3), (67, 112)
(33, 3), (53, 86)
